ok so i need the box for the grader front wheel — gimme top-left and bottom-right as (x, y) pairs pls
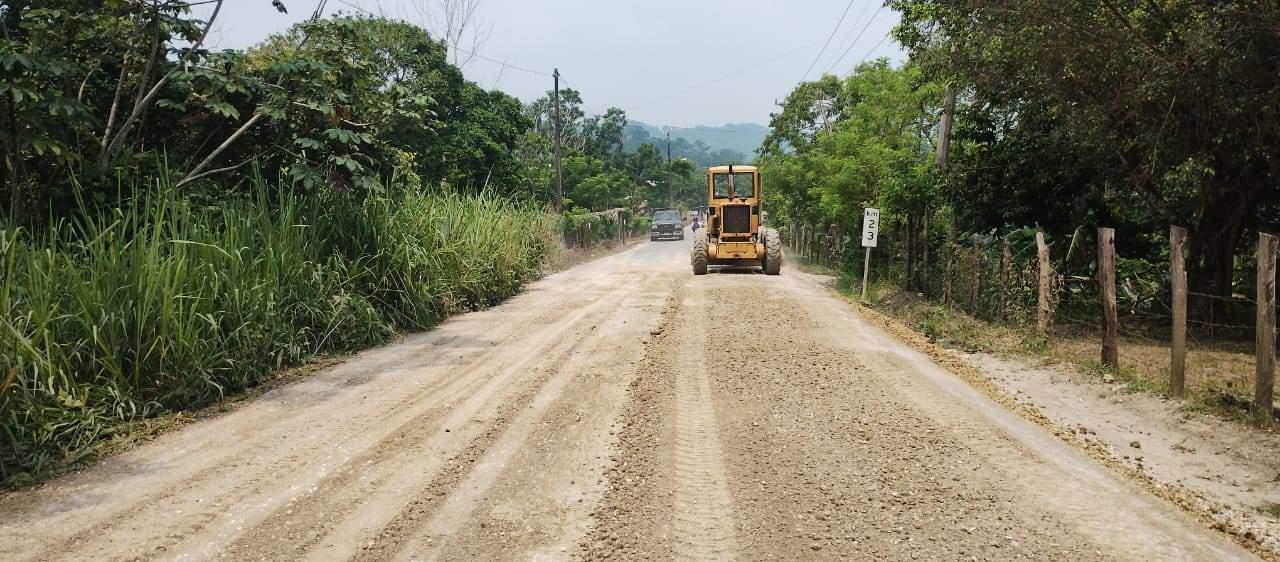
(763, 227), (782, 275)
(691, 235), (708, 275)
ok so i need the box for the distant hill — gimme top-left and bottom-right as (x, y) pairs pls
(626, 122), (769, 158)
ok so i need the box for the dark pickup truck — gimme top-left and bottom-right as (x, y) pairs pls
(650, 210), (685, 241)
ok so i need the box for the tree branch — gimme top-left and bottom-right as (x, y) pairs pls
(178, 111), (265, 186)
(101, 0), (224, 166)
(175, 154), (258, 187)
(100, 64), (129, 152)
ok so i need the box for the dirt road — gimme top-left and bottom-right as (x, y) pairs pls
(0, 229), (1256, 561)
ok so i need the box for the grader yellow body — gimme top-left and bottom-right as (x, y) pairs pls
(691, 165), (781, 275)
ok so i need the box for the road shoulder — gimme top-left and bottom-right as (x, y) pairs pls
(796, 267), (1279, 561)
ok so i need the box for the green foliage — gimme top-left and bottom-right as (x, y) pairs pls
(0, 174), (559, 485)
(0, 7), (536, 219)
(520, 88), (703, 213)
(761, 60), (941, 229)
(890, 0), (1280, 301)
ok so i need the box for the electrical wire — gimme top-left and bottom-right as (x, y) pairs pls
(819, 0), (876, 74)
(822, 2), (884, 74)
(844, 32), (892, 76)
(640, 24), (873, 109)
(798, 0), (859, 83)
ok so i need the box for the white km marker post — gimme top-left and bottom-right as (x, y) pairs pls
(861, 208), (879, 301)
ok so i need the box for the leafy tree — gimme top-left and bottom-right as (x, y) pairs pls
(0, 7), (536, 216)
(581, 107), (627, 165)
(1, 1), (225, 215)
(891, 0), (1280, 303)
(761, 60), (941, 231)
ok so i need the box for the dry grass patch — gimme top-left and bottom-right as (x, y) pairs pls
(854, 282), (1267, 423)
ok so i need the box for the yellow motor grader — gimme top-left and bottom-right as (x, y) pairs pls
(691, 165), (781, 275)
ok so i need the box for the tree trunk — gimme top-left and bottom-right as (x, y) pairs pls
(919, 206), (930, 295)
(1187, 190), (1252, 324)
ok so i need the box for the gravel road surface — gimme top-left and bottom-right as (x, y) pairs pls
(0, 228), (1255, 561)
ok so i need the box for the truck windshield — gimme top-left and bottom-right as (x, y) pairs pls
(654, 211), (680, 221)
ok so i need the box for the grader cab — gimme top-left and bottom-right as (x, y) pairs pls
(690, 165), (782, 275)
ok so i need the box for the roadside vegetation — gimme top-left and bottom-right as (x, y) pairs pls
(0, 2), (709, 486)
(763, 2), (1280, 418)
(0, 181), (556, 484)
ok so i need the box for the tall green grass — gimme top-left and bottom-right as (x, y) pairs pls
(0, 179), (560, 486)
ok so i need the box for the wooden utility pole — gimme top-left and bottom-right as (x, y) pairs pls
(1099, 227), (1119, 368)
(1036, 231), (1052, 334)
(666, 130), (673, 208)
(1255, 233), (1278, 417)
(1170, 226), (1188, 398)
(553, 68), (564, 212)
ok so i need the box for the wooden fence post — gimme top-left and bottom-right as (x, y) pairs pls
(1036, 231), (1052, 335)
(800, 225), (807, 259)
(1255, 232), (1278, 417)
(807, 224), (813, 260)
(1000, 238), (1012, 321)
(825, 224), (833, 265)
(903, 214), (916, 290)
(816, 223), (823, 262)
(1170, 226), (1188, 398)
(834, 223), (844, 265)
(970, 242), (982, 316)
(921, 207), (931, 296)
(944, 223), (957, 306)
(1099, 227), (1119, 368)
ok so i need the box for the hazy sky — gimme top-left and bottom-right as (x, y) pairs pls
(205, 1), (904, 127)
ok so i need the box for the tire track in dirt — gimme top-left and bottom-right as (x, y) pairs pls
(197, 278), (643, 561)
(4, 275), (617, 562)
(669, 282), (738, 560)
(581, 278), (740, 560)
(339, 273), (670, 561)
(580, 283), (686, 560)
(391, 275), (674, 560)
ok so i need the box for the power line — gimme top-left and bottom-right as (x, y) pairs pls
(798, 0), (858, 83)
(844, 32), (892, 76)
(819, 0), (876, 73)
(451, 44), (553, 77)
(640, 24), (871, 109)
(822, 2), (884, 74)
(767, 2), (882, 106)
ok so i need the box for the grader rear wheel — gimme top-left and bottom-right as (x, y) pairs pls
(691, 235), (708, 275)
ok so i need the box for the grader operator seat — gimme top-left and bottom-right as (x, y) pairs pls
(691, 165), (782, 275)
